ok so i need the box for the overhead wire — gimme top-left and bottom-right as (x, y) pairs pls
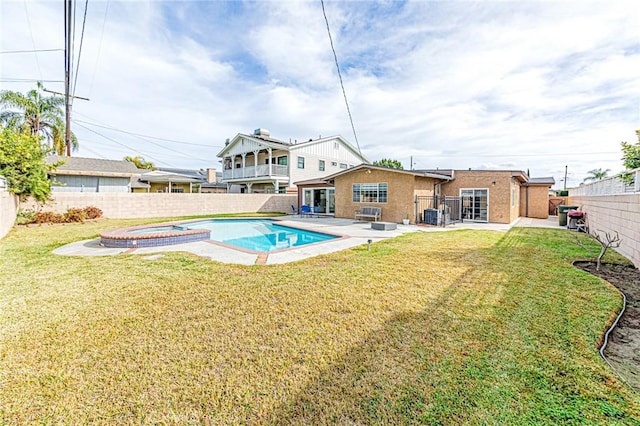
(0, 49), (63, 54)
(89, 0), (110, 96)
(73, 121), (178, 167)
(73, 0), (89, 98)
(72, 116), (217, 163)
(22, 0), (43, 81)
(320, 0), (363, 161)
(73, 115), (223, 148)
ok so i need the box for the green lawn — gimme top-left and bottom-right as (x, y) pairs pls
(1, 219), (638, 424)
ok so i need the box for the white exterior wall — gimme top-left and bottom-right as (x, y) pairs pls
(0, 192), (19, 240)
(289, 138), (364, 183)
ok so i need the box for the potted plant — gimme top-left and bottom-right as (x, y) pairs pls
(402, 211), (410, 225)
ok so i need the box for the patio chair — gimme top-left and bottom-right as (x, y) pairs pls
(291, 205), (299, 215)
(300, 204), (313, 217)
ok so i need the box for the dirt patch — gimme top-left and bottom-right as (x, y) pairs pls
(574, 261), (640, 391)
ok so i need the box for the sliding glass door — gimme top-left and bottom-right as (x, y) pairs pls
(461, 189), (488, 222)
(303, 188), (335, 214)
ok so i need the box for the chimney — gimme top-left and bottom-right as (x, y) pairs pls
(206, 168), (217, 183)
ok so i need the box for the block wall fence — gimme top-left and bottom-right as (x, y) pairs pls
(21, 193), (298, 219)
(0, 192), (19, 239)
(569, 194), (640, 268)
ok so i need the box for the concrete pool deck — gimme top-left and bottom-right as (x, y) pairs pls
(53, 215), (564, 265)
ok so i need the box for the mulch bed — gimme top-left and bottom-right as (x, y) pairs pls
(574, 261), (640, 391)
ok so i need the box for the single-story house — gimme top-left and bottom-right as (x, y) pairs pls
(296, 165), (554, 224)
(46, 156), (140, 193)
(134, 168), (225, 193)
(46, 156), (226, 194)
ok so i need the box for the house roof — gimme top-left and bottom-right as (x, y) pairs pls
(527, 177), (555, 186)
(217, 129), (369, 163)
(46, 155), (140, 177)
(314, 164), (454, 183)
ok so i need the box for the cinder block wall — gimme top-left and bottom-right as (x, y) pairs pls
(0, 192), (19, 239)
(21, 193), (297, 219)
(569, 194), (640, 268)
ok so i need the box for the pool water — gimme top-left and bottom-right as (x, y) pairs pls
(185, 219), (337, 252)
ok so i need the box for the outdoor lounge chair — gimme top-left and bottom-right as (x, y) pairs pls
(300, 204), (313, 217)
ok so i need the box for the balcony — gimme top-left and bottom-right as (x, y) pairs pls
(222, 164), (288, 181)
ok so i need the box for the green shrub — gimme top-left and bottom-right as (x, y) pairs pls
(15, 209), (37, 225)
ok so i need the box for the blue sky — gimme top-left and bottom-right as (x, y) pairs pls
(1, 0), (638, 188)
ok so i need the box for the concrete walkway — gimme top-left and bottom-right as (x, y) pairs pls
(53, 215), (564, 265)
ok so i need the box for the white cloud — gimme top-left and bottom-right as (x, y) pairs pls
(1, 0), (638, 187)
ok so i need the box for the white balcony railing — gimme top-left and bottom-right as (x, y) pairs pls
(570, 169), (640, 196)
(222, 164), (288, 180)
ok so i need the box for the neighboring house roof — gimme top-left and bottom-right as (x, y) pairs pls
(46, 155), (140, 177)
(138, 168), (226, 187)
(301, 164), (454, 185)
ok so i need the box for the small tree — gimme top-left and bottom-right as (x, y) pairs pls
(620, 130), (640, 185)
(577, 229), (622, 271)
(373, 158), (403, 170)
(0, 127), (62, 202)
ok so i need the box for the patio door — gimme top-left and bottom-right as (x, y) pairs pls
(303, 188), (335, 214)
(461, 189), (488, 222)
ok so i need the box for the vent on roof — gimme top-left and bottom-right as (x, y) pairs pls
(225, 138), (230, 146)
(253, 128), (270, 137)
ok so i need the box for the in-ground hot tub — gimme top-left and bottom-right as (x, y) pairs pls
(99, 224), (210, 248)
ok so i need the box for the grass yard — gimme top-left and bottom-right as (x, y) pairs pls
(1, 218), (639, 424)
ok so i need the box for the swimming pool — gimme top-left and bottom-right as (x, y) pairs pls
(186, 219), (338, 252)
(100, 219), (338, 252)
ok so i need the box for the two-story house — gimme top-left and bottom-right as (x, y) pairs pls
(217, 128), (369, 196)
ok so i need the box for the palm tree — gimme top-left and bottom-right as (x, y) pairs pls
(0, 81), (78, 155)
(583, 168), (610, 183)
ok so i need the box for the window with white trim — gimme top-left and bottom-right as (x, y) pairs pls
(319, 160), (325, 171)
(352, 183), (388, 203)
(297, 156), (305, 169)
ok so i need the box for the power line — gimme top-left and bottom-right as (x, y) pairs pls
(0, 49), (63, 54)
(89, 0), (110, 96)
(73, 121), (178, 167)
(320, 0), (363, 160)
(72, 118), (216, 162)
(22, 0), (43, 81)
(73, 0), (90, 98)
(73, 117), (222, 148)
(0, 78), (64, 83)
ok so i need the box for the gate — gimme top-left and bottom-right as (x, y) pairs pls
(415, 195), (463, 226)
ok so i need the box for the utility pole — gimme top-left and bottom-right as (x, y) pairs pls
(564, 165), (568, 190)
(64, 0), (72, 157)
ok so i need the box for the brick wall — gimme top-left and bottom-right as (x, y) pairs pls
(569, 194), (640, 268)
(334, 169), (437, 223)
(22, 193), (297, 219)
(441, 171), (517, 224)
(0, 192), (19, 239)
(520, 185), (550, 219)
